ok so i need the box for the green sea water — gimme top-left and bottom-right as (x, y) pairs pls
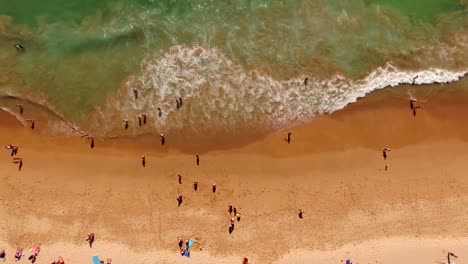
(0, 0), (466, 126)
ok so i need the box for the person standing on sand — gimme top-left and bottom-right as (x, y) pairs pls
(132, 88), (138, 100)
(141, 155), (146, 167)
(157, 107), (162, 117)
(298, 209), (303, 219)
(409, 98), (418, 110)
(196, 154), (200, 166)
(178, 237), (183, 248)
(233, 206), (237, 216)
(26, 119), (35, 130)
(177, 194), (183, 207)
(160, 134), (165, 146)
(178, 174), (182, 184)
(86, 233), (95, 248)
(285, 132), (292, 143)
(16, 104), (24, 115)
(212, 183), (216, 193)
(385, 164), (389, 171)
(193, 181), (198, 191)
(228, 204), (233, 214)
(12, 157), (23, 171)
(382, 148), (391, 160)
(448, 252), (458, 264)
(243, 257), (249, 264)
(123, 119), (129, 130)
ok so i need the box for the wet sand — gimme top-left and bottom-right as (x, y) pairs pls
(1, 81), (468, 263)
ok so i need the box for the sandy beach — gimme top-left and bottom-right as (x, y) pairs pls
(1, 80), (468, 264)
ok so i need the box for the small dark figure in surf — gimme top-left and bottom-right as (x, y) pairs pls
(448, 252), (458, 264)
(409, 98), (418, 110)
(212, 183), (216, 193)
(285, 132), (292, 144)
(141, 155), (146, 167)
(132, 88), (138, 100)
(298, 209), (303, 219)
(86, 233), (95, 248)
(123, 119), (129, 130)
(228, 204), (233, 214)
(138, 116), (142, 126)
(304, 77), (309, 86)
(142, 113), (147, 125)
(177, 193), (183, 207)
(412, 75), (418, 86)
(157, 107), (162, 118)
(382, 147), (391, 160)
(26, 119), (35, 130)
(193, 181), (198, 191)
(176, 99), (180, 110)
(178, 174), (182, 184)
(196, 154), (200, 166)
(15, 44), (25, 52)
(412, 105), (421, 117)
(179, 97), (183, 108)
(13, 157), (23, 171)
(160, 133), (165, 146)
(16, 104), (24, 115)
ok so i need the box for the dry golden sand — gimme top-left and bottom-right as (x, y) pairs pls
(1, 80), (468, 263)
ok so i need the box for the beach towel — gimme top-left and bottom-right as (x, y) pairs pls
(187, 239), (195, 249)
(93, 255), (100, 264)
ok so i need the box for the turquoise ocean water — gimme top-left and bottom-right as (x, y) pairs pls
(0, 0), (466, 144)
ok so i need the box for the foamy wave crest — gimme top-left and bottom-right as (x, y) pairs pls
(90, 45), (466, 142)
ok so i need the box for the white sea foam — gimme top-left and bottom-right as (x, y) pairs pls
(93, 45), (466, 139)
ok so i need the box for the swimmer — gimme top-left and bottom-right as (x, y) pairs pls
(412, 75), (418, 86)
(14, 44), (25, 52)
(123, 119), (129, 130)
(16, 104), (23, 115)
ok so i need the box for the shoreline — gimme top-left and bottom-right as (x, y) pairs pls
(1, 80), (468, 263)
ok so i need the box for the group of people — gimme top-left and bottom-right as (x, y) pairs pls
(177, 237), (199, 258)
(228, 204), (242, 234)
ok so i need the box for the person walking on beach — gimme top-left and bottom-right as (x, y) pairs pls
(141, 155), (146, 167)
(448, 252), (458, 264)
(178, 174), (182, 184)
(89, 137), (94, 149)
(382, 148), (391, 160)
(177, 194), (183, 207)
(193, 181), (198, 191)
(123, 119), (129, 130)
(243, 257), (250, 264)
(233, 206), (237, 216)
(16, 104), (24, 115)
(285, 132), (292, 144)
(178, 237), (183, 248)
(409, 98), (418, 110)
(13, 157), (23, 171)
(212, 183), (217, 193)
(228, 204), (233, 214)
(132, 88), (138, 100)
(298, 209), (303, 219)
(86, 233), (95, 248)
(160, 134), (165, 146)
(5, 145), (19, 156)
(26, 119), (35, 130)
(196, 154), (200, 166)
(412, 75), (418, 86)
(157, 107), (162, 117)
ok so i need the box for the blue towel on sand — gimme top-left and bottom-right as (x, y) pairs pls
(187, 239), (195, 249)
(93, 255), (100, 264)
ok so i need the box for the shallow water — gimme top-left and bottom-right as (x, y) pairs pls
(0, 0), (466, 143)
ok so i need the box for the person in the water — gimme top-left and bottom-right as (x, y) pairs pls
(123, 119), (129, 130)
(304, 77), (308, 86)
(26, 119), (35, 130)
(176, 99), (180, 110)
(160, 134), (165, 146)
(157, 107), (162, 117)
(14, 44), (24, 52)
(285, 132), (292, 143)
(142, 113), (147, 125)
(16, 104), (23, 115)
(412, 75), (418, 86)
(132, 88), (138, 100)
